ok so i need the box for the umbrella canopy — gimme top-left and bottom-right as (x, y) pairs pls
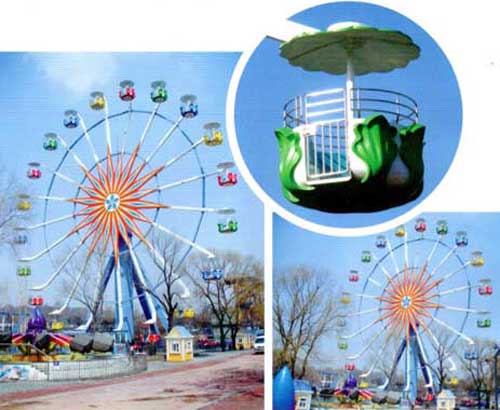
(280, 22), (420, 76)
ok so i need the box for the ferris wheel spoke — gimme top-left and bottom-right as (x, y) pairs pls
(371, 253), (396, 286)
(163, 137), (205, 170)
(56, 134), (105, 192)
(139, 103), (161, 146)
(431, 316), (474, 345)
(340, 307), (380, 318)
(441, 262), (471, 281)
(144, 116), (184, 164)
(40, 165), (98, 196)
(155, 168), (223, 192)
(77, 114), (104, 168)
(433, 284), (477, 297)
(150, 221), (215, 259)
(163, 205), (236, 214)
(103, 97), (112, 152)
(346, 329), (384, 360)
(403, 231), (409, 268)
(49, 253), (92, 316)
(425, 237), (442, 265)
(438, 305), (486, 314)
(340, 317), (381, 340)
(22, 213), (76, 230)
(386, 238), (400, 274)
(30, 238), (87, 291)
(430, 246), (457, 277)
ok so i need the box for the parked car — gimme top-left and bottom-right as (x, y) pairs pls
(253, 335), (264, 354)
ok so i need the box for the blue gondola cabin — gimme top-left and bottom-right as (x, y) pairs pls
(180, 94), (198, 118)
(64, 110), (79, 128)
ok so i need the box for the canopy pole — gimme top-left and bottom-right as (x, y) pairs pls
(345, 58), (355, 138)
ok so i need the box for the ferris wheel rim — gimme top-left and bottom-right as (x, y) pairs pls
(43, 108), (207, 275)
(357, 235), (472, 354)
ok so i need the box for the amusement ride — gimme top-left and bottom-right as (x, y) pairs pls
(339, 218), (490, 404)
(13, 80), (238, 345)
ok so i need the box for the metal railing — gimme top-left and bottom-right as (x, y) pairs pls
(305, 120), (350, 181)
(283, 87), (418, 129)
(0, 351), (147, 382)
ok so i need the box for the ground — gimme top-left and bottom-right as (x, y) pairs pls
(0, 351), (263, 410)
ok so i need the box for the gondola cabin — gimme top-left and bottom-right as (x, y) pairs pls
(180, 94), (198, 118)
(415, 218), (426, 233)
(30, 296), (43, 306)
(348, 270), (359, 282)
(375, 235), (387, 249)
(119, 80), (136, 102)
(217, 208), (238, 234)
(340, 292), (351, 305)
(361, 250), (371, 263)
(345, 363), (355, 371)
(17, 195), (31, 211)
(43, 133), (58, 151)
(445, 377), (459, 387)
(464, 351), (478, 360)
(336, 318), (346, 327)
(203, 122), (223, 146)
(201, 269), (223, 281)
(275, 23), (425, 213)
(478, 279), (493, 296)
(13, 234), (28, 245)
(471, 251), (484, 267)
(359, 381), (369, 389)
(17, 266), (31, 277)
(27, 162), (41, 179)
(395, 225), (406, 237)
(338, 342), (348, 350)
(477, 311), (491, 328)
(217, 162), (237, 187)
(165, 326), (194, 363)
(90, 91), (105, 110)
(150, 80), (168, 103)
(63, 110), (79, 128)
(436, 220), (448, 235)
(455, 231), (468, 247)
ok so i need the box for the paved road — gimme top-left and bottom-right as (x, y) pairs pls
(0, 352), (263, 410)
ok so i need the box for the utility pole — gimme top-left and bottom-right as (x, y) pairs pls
(494, 345), (500, 410)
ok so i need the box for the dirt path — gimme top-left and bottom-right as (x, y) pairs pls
(0, 352), (263, 410)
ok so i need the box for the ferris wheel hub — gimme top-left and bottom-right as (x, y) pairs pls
(105, 193), (121, 212)
(401, 295), (412, 309)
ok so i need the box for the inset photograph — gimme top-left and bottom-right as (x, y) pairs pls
(273, 213), (497, 409)
(0, 52), (263, 410)
(232, 2), (462, 228)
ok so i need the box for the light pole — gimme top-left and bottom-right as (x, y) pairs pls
(494, 345), (500, 410)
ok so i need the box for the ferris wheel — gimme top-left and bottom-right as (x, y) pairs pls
(15, 80), (238, 342)
(339, 218), (491, 403)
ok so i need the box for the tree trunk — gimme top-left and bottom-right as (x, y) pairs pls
(167, 311), (175, 333)
(219, 324), (226, 352)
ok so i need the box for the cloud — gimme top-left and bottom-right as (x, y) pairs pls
(32, 53), (117, 95)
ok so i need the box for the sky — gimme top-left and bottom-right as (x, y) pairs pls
(235, 2), (462, 228)
(0, 52), (263, 308)
(274, 212), (499, 373)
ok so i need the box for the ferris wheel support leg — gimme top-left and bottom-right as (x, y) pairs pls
(113, 256), (125, 334)
(128, 245), (157, 326)
(415, 329), (436, 390)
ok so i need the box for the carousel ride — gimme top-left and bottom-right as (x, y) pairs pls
(274, 22), (425, 212)
(339, 218), (489, 404)
(13, 80), (238, 347)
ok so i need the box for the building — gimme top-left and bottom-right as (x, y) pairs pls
(437, 389), (456, 410)
(294, 379), (313, 410)
(165, 326), (194, 362)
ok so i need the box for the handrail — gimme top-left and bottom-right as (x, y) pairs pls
(0, 342), (54, 361)
(283, 87), (419, 129)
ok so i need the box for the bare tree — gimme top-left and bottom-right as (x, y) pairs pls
(140, 234), (193, 333)
(58, 242), (109, 329)
(274, 266), (338, 378)
(460, 339), (496, 408)
(0, 166), (30, 250)
(188, 250), (264, 351)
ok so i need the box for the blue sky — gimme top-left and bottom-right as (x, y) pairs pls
(274, 212), (498, 370)
(0, 52), (263, 306)
(235, 2), (462, 228)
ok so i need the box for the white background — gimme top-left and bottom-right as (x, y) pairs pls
(2, 1), (499, 409)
